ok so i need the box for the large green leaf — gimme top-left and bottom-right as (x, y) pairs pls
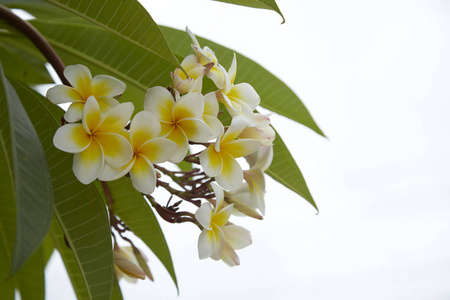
(96, 178), (178, 291)
(15, 246), (45, 300)
(1, 0), (74, 19)
(213, 0), (285, 23)
(266, 129), (317, 210)
(0, 64), (53, 275)
(159, 26), (325, 137)
(44, 0), (179, 66)
(29, 19), (174, 109)
(10, 78), (115, 300)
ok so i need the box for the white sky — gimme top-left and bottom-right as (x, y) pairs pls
(43, 0), (450, 299)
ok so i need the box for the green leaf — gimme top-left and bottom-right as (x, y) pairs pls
(29, 18), (174, 110)
(15, 246), (45, 300)
(9, 78), (114, 300)
(44, 0), (179, 66)
(41, 231), (54, 267)
(96, 178), (178, 291)
(1, 0), (74, 19)
(266, 129), (318, 210)
(159, 26), (325, 137)
(0, 64), (54, 275)
(213, 0), (285, 23)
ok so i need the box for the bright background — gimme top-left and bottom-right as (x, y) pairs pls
(43, 0), (450, 299)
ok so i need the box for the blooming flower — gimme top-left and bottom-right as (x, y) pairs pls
(195, 183), (252, 266)
(47, 64), (126, 122)
(199, 116), (260, 190)
(114, 246), (146, 281)
(99, 111), (178, 194)
(144, 86), (212, 163)
(53, 96), (134, 184)
(187, 27), (229, 90)
(214, 54), (261, 126)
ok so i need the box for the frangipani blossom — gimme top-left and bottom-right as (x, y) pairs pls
(187, 27), (229, 90)
(144, 86), (212, 163)
(239, 113), (276, 146)
(53, 96), (134, 184)
(214, 54), (261, 126)
(195, 183), (233, 260)
(47, 64), (126, 122)
(199, 116), (260, 190)
(171, 54), (205, 94)
(99, 111), (178, 194)
(114, 246), (146, 281)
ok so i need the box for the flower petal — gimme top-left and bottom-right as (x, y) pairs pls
(129, 155), (157, 194)
(96, 96), (120, 113)
(228, 53), (237, 85)
(177, 117), (212, 142)
(195, 203), (213, 230)
(221, 116), (247, 144)
(98, 157), (135, 181)
(138, 138), (177, 164)
(199, 145), (223, 177)
(95, 133), (133, 168)
(90, 74), (126, 97)
(204, 92), (219, 117)
(113, 251), (146, 280)
(173, 92), (204, 120)
(228, 83), (260, 111)
(222, 225), (252, 250)
(222, 139), (260, 158)
(73, 138), (104, 184)
(203, 115), (223, 139)
(64, 64), (92, 97)
(96, 102), (134, 133)
(213, 204), (233, 227)
(166, 126), (188, 163)
(130, 111), (161, 149)
(220, 242), (240, 267)
(82, 96), (101, 134)
(198, 229), (214, 259)
(64, 102), (85, 123)
(144, 86), (174, 123)
(53, 123), (91, 153)
(216, 152), (244, 190)
(244, 169), (266, 215)
(46, 84), (83, 104)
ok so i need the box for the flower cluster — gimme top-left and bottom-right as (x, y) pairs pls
(47, 27), (276, 269)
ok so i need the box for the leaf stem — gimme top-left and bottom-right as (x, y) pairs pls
(0, 4), (69, 85)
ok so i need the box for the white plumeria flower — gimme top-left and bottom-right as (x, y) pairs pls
(214, 54), (261, 126)
(243, 146), (274, 215)
(186, 27), (229, 90)
(144, 86), (212, 163)
(239, 113), (275, 146)
(195, 183), (233, 260)
(53, 96), (134, 184)
(199, 116), (260, 190)
(114, 246), (146, 281)
(99, 111), (178, 194)
(171, 54), (205, 94)
(47, 64), (126, 122)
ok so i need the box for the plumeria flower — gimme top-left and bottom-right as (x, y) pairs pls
(144, 86), (212, 163)
(99, 111), (178, 194)
(224, 184), (263, 220)
(214, 54), (261, 126)
(53, 96), (134, 184)
(199, 116), (260, 190)
(243, 146), (274, 215)
(195, 183), (234, 260)
(186, 27), (229, 90)
(114, 246), (146, 281)
(239, 113), (275, 146)
(47, 64), (126, 122)
(171, 54), (205, 94)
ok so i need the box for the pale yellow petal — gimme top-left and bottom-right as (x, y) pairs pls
(82, 96), (101, 134)
(130, 111), (161, 149)
(203, 115), (223, 139)
(220, 242), (240, 267)
(222, 225), (252, 250)
(173, 92), (204, 120)
(177, 117), (212, 142)
(46, 85), (83, 104)
(228, 83), (260, 111)
(204, 92), (219, 117)
(53, 123), (91, 153)
(195, 203), (213, 230)
(129, 155), (157, 194)
(73, 139), (103, 184)
(96, 96), (120, 113)
(221, 116), (247, 144)
(95, 133), (133, 168)
(95, 102), (134, 133)
(64, 102), (84, 123)
(166, 126), (188, 163)
(199, 145), (223, 177)
(144, 86), (174, 123)
(222, 139), (260, 158)
(90, 74), (126, 97)
(63, 64), (92, 98)
(212, 204), (233, 227)
(216, 152), (243, 190)
(228, 53), (237, 85)
(98, 157), (135, 181)
(113, 252), (145, 280)
(138, 138), (177, 164)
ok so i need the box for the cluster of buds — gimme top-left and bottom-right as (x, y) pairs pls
(47, 28), (275, 270)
